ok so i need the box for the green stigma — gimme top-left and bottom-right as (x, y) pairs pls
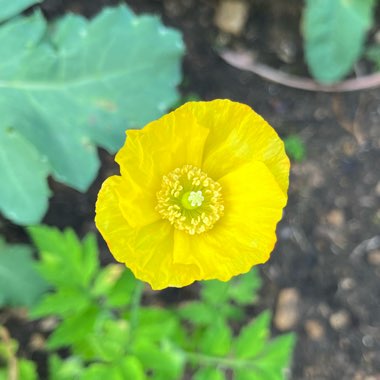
(181, 190), (204, 210)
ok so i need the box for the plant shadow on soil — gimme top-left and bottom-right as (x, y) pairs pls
(1, 1), (380, 379)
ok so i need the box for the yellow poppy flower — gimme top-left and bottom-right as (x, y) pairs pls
(95, 99), (289, 290)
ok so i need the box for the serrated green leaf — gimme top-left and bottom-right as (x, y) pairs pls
(85, 319), (129, 361)
(0, 5), (183, 225)
(133, 341), (185, 380)
(133, 308), (183, 344)
(30, 288), (91, 319)
(118, 356), (146, 380)
(303, 0), (375, 83)
(18, 359), (38, 380)
(228, 269), (262, 306)
(201, 280), (230, 306)
(0, 0), (41, 23)
(0, 240), (48, 307)
(0, 126), (50, 225)
(28, 226), (98, 289)
(255, 333), (296, 373)
(47, 306), (100, 350)
(194, 367), (225, 380)
(48, 355), (84, 380)
(105, 268), (136, 308)
(82, 364), (123, 380)
(92, 264), (124, 296)
(178, 301), (216, 325)
(198, 319), (232, 357)
(234, 311), (271, 359)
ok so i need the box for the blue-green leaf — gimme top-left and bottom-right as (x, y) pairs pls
(0, 126), (50, 225)
(303, 0), (375, 83)
(0, 0), (41, 23)
(0, 5), (184, 225)
(0, 238), (48, 307)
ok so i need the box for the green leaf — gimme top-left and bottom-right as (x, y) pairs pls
(194, 367), (225, 380)
(105, 269), (137, 308)
(47, 306), (100, 350)
(0, 5), (183, 225)
(227, 269), (262, 306)
(234, 312), (271, 359)
(48, 355), (84, 380)
(254, 333), (296, 375)
(85, 319), (129, 361)
(30, 288), (91, 318)
(284, 135), (306, 163)
(133, 340), (185, 380)
(134, 308), (183, 344)
(303, 0), (375, 83)
(234, 333), (296, 380)
(178, 301), (216, 325)
(18, 359), (38, 380)
(0, 0), (41, 23)
(28, 226), (98, 289)
(0, 126), (50, 225)
(198, 319), (232, 357)
(201, 280), (230, 306)
(118, 356), (146, 380)
(82, 364), (123, 380)
(0, 239), (48, 307)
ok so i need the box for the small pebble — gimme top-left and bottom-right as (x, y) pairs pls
(29, 333), (45, 351)
(305, 319), (325, 341)
(329, 310), (350, 330)
(326, 209), (345, 228)
(214, 0), (250, 35)
(274, 288), (300, 331)
(339, 277), (355, 290)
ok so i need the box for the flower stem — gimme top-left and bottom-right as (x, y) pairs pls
(129, 281), (144, 341)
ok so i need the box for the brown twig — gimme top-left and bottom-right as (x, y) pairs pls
(220, 50), (380, 92)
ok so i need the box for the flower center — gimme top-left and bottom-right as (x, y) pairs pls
(156, 165), (224, 235)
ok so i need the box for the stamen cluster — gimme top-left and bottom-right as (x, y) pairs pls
(156, 165), (224, 234)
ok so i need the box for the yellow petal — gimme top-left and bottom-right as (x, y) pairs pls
(183, 99), (289, 194)
(95, 176), (134, 263)
(95, 176), (202, 290)
(114, 110), (209, 228)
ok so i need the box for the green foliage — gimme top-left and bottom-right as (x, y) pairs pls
(284, 135), (306, 162)
(179, 269), (262, 325)
(0, 237), (48, 307)
(0, 0), (41, 23)
(26, 226), (295, 379)
(303, 0), (375, 83)
(0, 5), (184, 225)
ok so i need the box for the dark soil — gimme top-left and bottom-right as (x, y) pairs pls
(1, 1), (380, 379)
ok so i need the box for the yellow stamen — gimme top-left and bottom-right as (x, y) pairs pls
(156, 165), (224, 234)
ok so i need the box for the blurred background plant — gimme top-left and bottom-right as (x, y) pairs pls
(303, 0), (377, 84)
(0, 227), (295, 379)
